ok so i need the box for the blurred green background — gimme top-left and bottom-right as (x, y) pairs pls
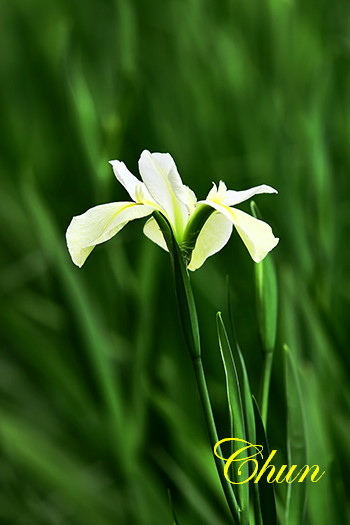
(1, 0), (350, 523)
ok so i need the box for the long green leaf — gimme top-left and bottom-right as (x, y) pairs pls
(216, 312), (249, 524)
(227, 284), (262, 525)
(167, 489), (180, 525)
(156, 452), (227, 525)
(284, 344), (308, 525)
(235, 342), (262, 525)
(252, 397), (277, 525)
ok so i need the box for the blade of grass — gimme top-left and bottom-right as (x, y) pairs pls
(227, 282), (262, 525)
(252, 397), (277, 525)
(284, 344), (308, 525)
(156, 451), (227, 525)
(0, 411), (123, 524)
(235, 342), (262, 525)
(216, 312), (249, 524)
(168, 489), (180, 525)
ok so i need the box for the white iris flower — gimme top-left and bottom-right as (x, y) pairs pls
(66, 150), (279, 269)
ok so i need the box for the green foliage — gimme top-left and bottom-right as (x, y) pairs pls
(216, 313), (249, 523)
(1, 0), (349, 523)
(252, 398), (277, 525)
(284, 344), (308, 525)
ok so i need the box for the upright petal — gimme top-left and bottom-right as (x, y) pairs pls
(138, 150), (189, 234)
(134, 183), (162, 210)
(143, 217), (169, 252)
(223, 184), (277, 207)
(66, 202), (154, 267)
(184, 185), (197, 214)
(201, 201), (279, 263)
(207, 181), (228, 203)
(109, 160), (140, 201)
(188, 212), (233, 271)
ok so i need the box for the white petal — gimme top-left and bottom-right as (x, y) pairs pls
(224, 184), (277, 207)
(207, 182), (218, 201)
(143, 217), (169, 252)
(138, 150), (189, 232)
(184, 185), (197, 214)
(134, 183), (162, 209)
(188, 212), (233, 271)
(206, 181), (227, 202)
(231, 208), (279, 262)
(109, 160), (140, 201)
(66, 202), (154, 267)
(201, 201), (279, 263)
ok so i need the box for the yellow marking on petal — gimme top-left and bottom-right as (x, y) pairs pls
(138, 150), (189, 237)
(66, 202), (154, 267)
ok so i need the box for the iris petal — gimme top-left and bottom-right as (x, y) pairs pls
(143, 216), (168, 252)
(109, 160), (140, 201)
(188, 212), (233, 270)
(224, 184), (277, 207)
(201, 200), (279, 263)
(66, 202), (154, 267)
(138, 150), (189, 234)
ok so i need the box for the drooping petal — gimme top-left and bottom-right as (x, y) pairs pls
(231, 207), (279, 262)
(224, 184), (277, 207)
(143, 217), (169, 252)
(66, 202), (154, 267)
(188, 212), (233, 271)
(138, 150), (189, 233)
(201, 200), (279, 263)
(109, 160), (140, 201)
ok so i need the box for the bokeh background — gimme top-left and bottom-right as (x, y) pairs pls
(1, 0), (350, 523)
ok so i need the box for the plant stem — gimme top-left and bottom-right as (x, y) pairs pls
(259, 352), (274, 427)
(153, 211), (241, 522)
(173, 249), (241, 522)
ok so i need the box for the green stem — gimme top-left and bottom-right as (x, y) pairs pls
(259, 352), (274, 427)
(152, 212), (241, 523)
